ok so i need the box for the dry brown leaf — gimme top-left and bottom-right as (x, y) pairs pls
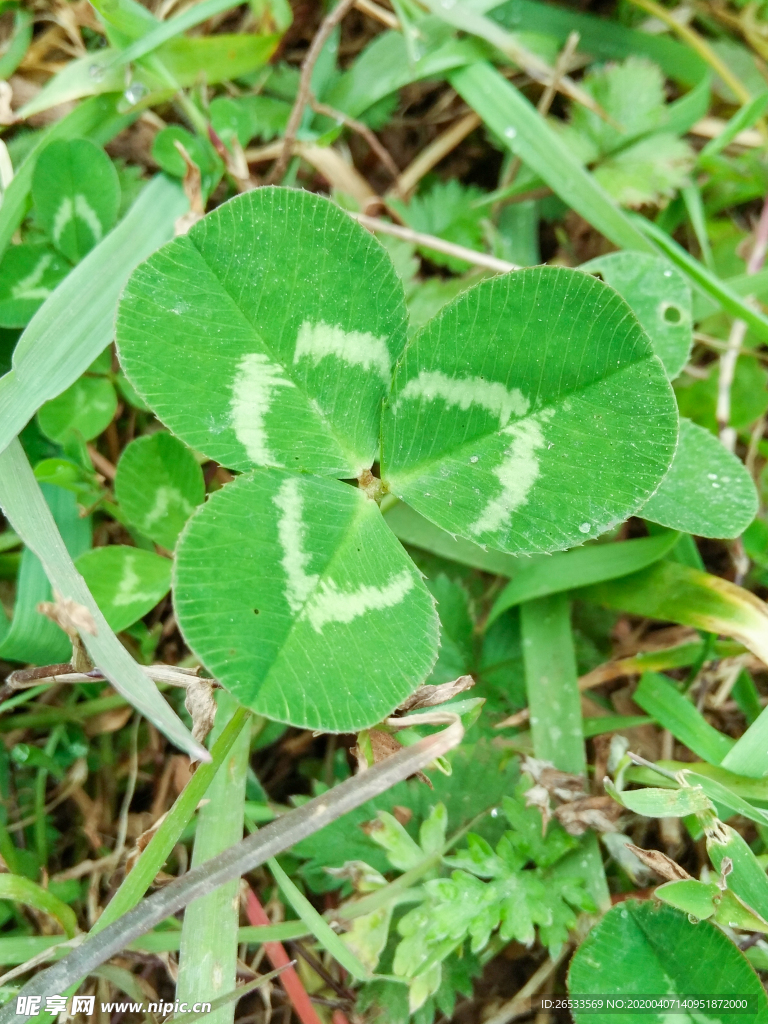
(183, 676), (217, 753)
(38, 592), (97, 637)
(625, 844), (692, 881)
(353, 729), (431, 786)
(523, 783), (552, 833)
(554, 796), (622, 836)
(521, 756), (587, 801)
(173, 140), (205, 236)
(397, 674), (475, 712)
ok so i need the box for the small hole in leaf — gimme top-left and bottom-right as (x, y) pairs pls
(662, 303), (682, 324)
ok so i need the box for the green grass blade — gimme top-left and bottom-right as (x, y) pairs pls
(580, 560), (768, 671)
(0, 875), (78, 938)
(520, 593), (610, 910)
(95, 706), (250, 931)
(721, 706), (768, 778)
(633, 671), (734, 765)
(489, 0), (708, 86)
(0, 9), (33, 80)
(450, 62), (656, 253)
(633, 216), (768, 343)
(0, 439), (207, 762)
(106, 0), (246, 69)
(0, 175), (187, 455)
(267, 856), (371, 981)
(698, 93), (768, 162)
(487, 532), (678, 626)
(383, 499), (524, 577)
(521, 593), (584, 774)
(176, 693), (252, 1024)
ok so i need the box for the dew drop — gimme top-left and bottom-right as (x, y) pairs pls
(88, 63), (105, 81)
(123, 81), (149, 105)
(504, 126), (517, 140)
(469, 455), (479, 463)
(579, 522), (590, 533)
(707, 473), (718, 480)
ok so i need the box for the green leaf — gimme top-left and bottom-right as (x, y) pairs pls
(570, 56), (670, 155)
(580, 560), (768, 672)
(449, 62), (656, 254)
(16, 35), (278, 120)
(173, 468), (438, 732)
(0, 176), (188, 458)
(0, 874), (78, 938)
(209, 94), (292, 146)
(151, 127), (223, 199)
(642, 418), (758, 538)
(568, 901), (768, 1023)
(580, 253), (692, 380)
(607, 779), (712, 817)
(389, 181), (486, 273)
(594, 134), (695, 209)
(381, 266), (678, 555)
(75, 546), (172, 633)
(117, 187), (407, 478)
(487, 531), (678, 625)
(675, 357), (768, 434)
(37, 375), (117, 444)
(115, 433), (205, 550)
(656, 879), (768, 933)
(31, 139), (121, 264)
(0, 245), (70, 329)
(707, 824), (768, 923)
(633, 672), (735, 765)
(383, 500), (522, 578)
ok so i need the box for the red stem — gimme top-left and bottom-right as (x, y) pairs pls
(244, 885), (323, 1024)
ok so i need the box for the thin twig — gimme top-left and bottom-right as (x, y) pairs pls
(353, 0), (399, 29)
(267, 0), (357, 184)
(309, 94), (403, 193)
(388, 111), (481, 201)
(718, 195), (768, 451)
(351, 212), (521, 272)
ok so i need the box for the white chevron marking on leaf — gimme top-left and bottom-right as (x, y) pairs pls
(230, 353), (296, 466)
(305, 572), (414, 633)
(394, 370), (529, 425)
(10, 254), (54, 301)
(293, 320), (391, 383)
(470, 413), (552, 537)
(112, 553), (164, 606)
(272, 475), (318, 613)
(52, 195), (104, 247)
(272, 476), (414, 632)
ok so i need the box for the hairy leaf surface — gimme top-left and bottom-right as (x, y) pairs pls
(117, 188), (407, 478)
(581, 252), (692, 379)
(173, 470), (438, 732)
(642, 417), (757, 538)
(381, 267), (678, 554)
(569, 901), (768, 1022)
